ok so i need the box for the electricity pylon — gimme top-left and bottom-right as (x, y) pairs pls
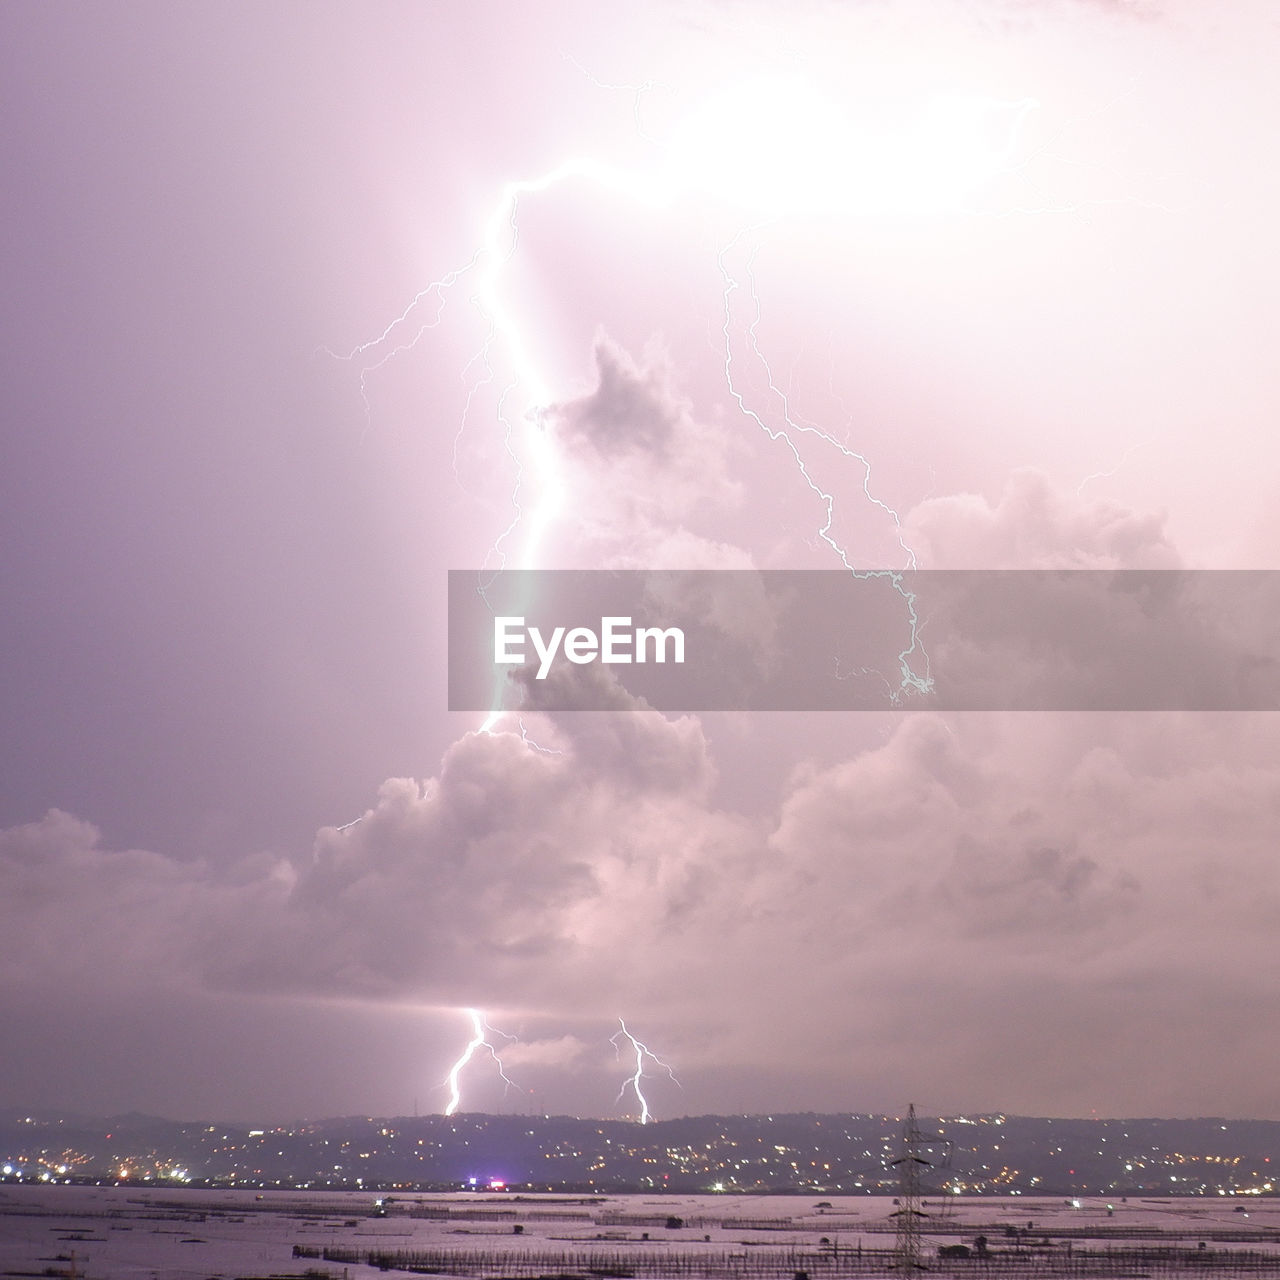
(891, 1103), (931, 1271)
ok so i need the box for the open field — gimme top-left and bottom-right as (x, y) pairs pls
(3, 1189), (1280, 1280)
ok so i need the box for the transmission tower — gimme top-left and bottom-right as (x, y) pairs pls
(891, 1103), (931, 1271)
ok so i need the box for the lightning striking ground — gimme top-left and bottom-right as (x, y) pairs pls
(611, 1018), (679, 1125)
(320, 50), (1161, 1115)
(443, 1009), (519, 1117)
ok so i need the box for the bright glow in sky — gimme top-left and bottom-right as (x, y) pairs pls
(667, 76), (1037, 217)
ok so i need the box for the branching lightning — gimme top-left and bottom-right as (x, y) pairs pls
(611, 1017), (679, 1125)
(330, 66), (1064, 723)
(443, 1008), (519, 1117)
(329, 157), (675, 733)
(323, 250), (484, 438)
(327, 13), (1163, 739)
(1076, 439), (1152, 496)
(717, 229), (932, 701)
(561, 52), (667, 146)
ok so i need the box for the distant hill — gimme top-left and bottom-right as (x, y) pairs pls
(2, 1110), (1277, 1196)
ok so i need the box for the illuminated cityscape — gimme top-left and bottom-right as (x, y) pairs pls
(2, 1112), (1275, 1197)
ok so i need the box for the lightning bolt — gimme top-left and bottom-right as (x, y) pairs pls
(321, 249), (484, 438)
(611, 1017), (679, 1125)
(450, 158), (673, 575)
(518, 718), (563, 756)
(327, 156), (671, 734)
(717, 228), (932, 702)
(443, 1008), (519, 1117)
(332, 67), (1125, 727)
(561, 53), (669, 148)
(1076, 438), (1152, 496)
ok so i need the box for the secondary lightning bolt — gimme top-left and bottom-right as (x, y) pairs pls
(1076, 438), (1152, 496)
(611, 1017), (679, 1125)
(717, 230), (932, 701)
(443, 1008), (519, 1116)
(561, 52), (668, 147)
(322, 249), (484, 439)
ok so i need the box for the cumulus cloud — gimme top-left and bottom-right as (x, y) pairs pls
(0, 809), (288, 993)
(207, 687), (753, 1016)
(887, 474), (1280, 713)
(554, 338), (685, 461)
(6, 698), (1280, 1115)
(767, 715), (1142, 949)
(6, 467), (1277, 1114)
(904, 468), (1182, 569)
(547, 335), (749, 569)
(500, 1034), (589, 1070)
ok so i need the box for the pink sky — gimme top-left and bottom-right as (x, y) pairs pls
(3, 0), (1280, 1122)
